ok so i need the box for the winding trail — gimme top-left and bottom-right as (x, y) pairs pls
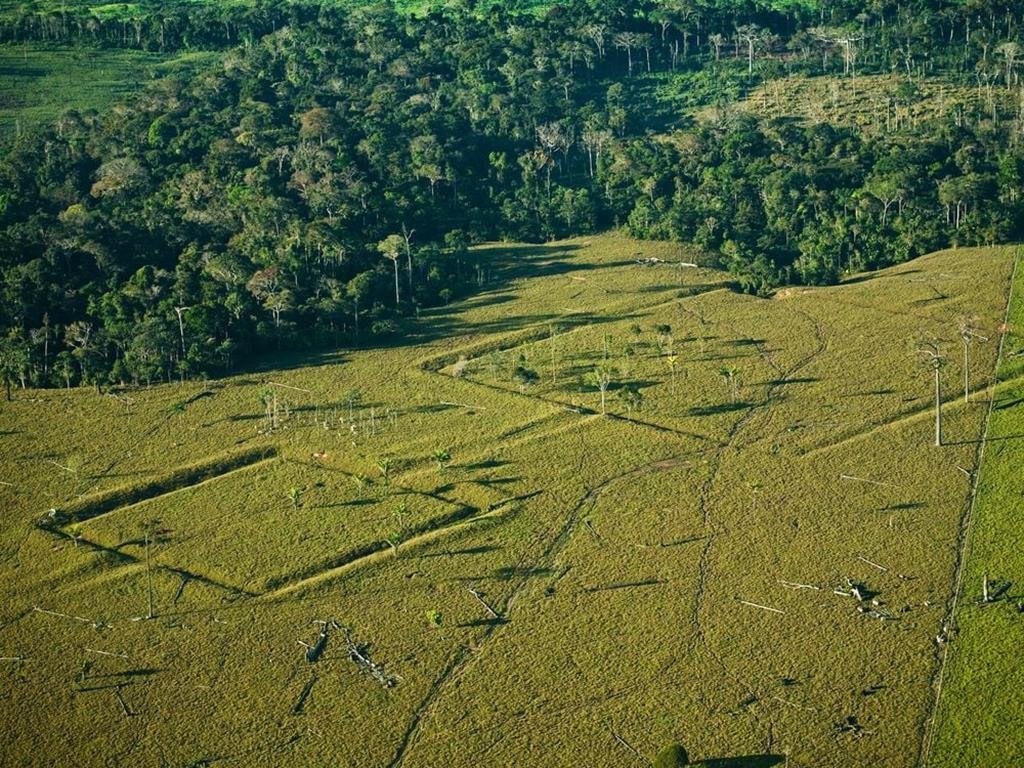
(386, 440), (694, 768)
(683, 307), (828, 753)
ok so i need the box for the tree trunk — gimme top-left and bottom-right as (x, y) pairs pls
(934, 368), (942, 446)
(963, 341), (970, 402)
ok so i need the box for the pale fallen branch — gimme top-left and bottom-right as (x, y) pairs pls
(857, 555), (889, 572)
(839, 474), (893, 487)
(772, 695), (817, 712)
(33, 606), (102, 629)
(610, 730), (652, 765)
(737, 598), (784, 614)
(779, 580), (820, 591)
(466, 588), (499, 619)
(267, 381), (312, 393)
(85, 648), (128, 660)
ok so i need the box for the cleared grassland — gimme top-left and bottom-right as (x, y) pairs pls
(0, 45), (217, 134)
(926, 250), (1024, 767)
(0, 233), (1016, 767)
(694, 73), (1009, 133)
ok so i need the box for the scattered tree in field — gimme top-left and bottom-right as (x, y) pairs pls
(426, 609), (443, 627)
(68, 523), (83, 548)
(665, 354), (680, 385)
(718, 366), (740, 403)
(654, 324), (673, 355)
(432, 448), (451, 470)
(376, 456), (393, 485)
(385, 503), (409, 557)
(260, 387), (279, 430)
(654, 743), (690, 768)
(385, 531), (402, 557)
(618, 383), (644, 415)
(287, 487), (302, 509)
(959, 316), (988, 403)
(918, 342), (946, 447)
(586, 363), (616, 415)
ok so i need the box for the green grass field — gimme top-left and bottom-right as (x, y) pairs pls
(0, 45), (218, 135)
(926, 250), (1024, 767)
(0, 233), (1017, 766)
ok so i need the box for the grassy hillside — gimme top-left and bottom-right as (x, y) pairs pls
(926, 248), (1024, 767)
(0, 233), (1015, 766)
(0, 45), (217, 135)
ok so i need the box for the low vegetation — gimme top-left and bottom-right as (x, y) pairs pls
(0, 234), (1016, 766)
(926, 252), (1024, 767)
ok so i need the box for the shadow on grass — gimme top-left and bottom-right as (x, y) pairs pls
(688, 402), (751, 416)
(417, 545), (500, 559)
(761, 377), (818, 386)
(880, 502), (923, 511)
(695, 755), (785, 767)
(948, 433), (1024, 446)
(995, 396), (1024, 410)
(457, 616), (509, 629)
(460, 458), (510, 470)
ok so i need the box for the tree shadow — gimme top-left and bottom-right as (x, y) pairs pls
(460, 458), (509, 470)
(948, 433), (1024, 446)
(695, 755), (785, 767)
(689, 402), (751, 416)
(996, 396), (1024, 410)
(457, 616), (509, 629)
(417, 545), (500, 559)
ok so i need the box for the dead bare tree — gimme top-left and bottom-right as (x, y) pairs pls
(959, 317), (989, 403)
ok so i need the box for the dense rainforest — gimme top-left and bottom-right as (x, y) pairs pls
(2, 0), (1024, 389)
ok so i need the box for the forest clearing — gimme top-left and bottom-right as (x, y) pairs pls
(0, 235), (1019, 766)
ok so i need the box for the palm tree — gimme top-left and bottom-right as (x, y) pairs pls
(432, 448), (451, 470)
(376, 456), (393, 485)
(586, 363), (615, 415)
(958, 317), (988, 403)
(718, 366), (740, 403)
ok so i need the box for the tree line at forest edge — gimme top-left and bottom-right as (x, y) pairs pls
(2, 0), (1024, 392)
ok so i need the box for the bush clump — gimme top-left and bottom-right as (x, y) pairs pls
(654, 743), (689, 768)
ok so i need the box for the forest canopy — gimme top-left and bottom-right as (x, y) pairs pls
(1, 0), (1023, 389)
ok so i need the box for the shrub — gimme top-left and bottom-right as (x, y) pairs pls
(654, 743), (689, 768)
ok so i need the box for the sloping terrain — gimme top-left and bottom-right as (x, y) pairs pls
(926, 250), (1024, 767)
(0, 234), (1015, 767)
